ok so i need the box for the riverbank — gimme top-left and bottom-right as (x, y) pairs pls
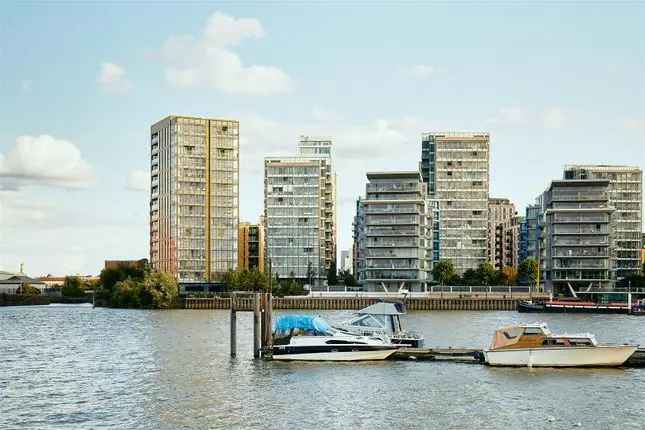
(184, 294), (550, 311)
(0, 294), (92, 307)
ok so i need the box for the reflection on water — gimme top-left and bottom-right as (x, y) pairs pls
(1, 306), (644, 429)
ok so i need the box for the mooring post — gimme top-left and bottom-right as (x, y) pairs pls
(260, 293), (267, 352)
(267, 293), (273, 351)
(230, 293), (237, 358)
(253, 293), (261, 358)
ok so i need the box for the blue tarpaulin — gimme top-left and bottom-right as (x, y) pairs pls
(273, 314), (333, 337)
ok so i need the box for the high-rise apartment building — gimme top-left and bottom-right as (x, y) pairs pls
(563, 165), (642, 279)
(264, 157), (327, 284)
(487, 198), (519, 269)
(522, 204), (542, 262)
(420, 132), (490, 274)
(297, 136), (337, 271)
(352, 198), (365, 279)
(263, 137), (336, 285)
(150, 115), (239, 286)
(238, 222), (265, 272)
(540, 179), (614, 292)
(358, 171), (432, 292)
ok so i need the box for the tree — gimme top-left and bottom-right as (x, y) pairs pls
(518, 258), (539, 287)
(142, 272), (178, 309)
(432, 260), (456, 285)
(500, 266), (519, 286)
(339, 270), (357, 287)
(461, 269), (479, 286)
(18, 283), (41, 295)
(62, 276), (86, 297)
(476, 262), (497, 286)
(111, 279), (142, 308)
(327, 261), (338, 286)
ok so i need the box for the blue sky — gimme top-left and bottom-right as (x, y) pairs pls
(1, 1), (644, 276)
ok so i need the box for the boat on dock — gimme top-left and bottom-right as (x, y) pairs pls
(272, 315), (398, 361)
(484, 323), (637, 367)
(333, 301), (424, 348)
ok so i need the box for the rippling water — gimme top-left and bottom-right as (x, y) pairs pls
(1, 306), (644, 429)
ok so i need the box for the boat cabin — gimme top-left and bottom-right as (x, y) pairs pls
(343, 301), (406, 335)
(489, 323), (598, 350)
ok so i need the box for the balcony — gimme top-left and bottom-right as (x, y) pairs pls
(366, 183), (422, 193)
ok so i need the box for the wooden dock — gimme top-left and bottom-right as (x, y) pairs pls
(184, 295), (547, 311)
(391, 348), (645, 367)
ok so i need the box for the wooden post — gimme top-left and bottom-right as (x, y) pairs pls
(230, 293), (237, 358)
(267, 293), (273, 351)
(253, 293), (261, 358)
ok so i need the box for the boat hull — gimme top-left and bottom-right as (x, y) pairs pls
(272, 348), (396, 362)
(518, 301), (628, 314)
(484, 345), (637, 367)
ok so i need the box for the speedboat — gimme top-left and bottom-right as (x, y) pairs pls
(484, 323), (637, 367)
(272, 314), (398, 361)
(333, 301), (424, 348)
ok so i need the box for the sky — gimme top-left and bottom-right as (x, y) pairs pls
(1, 1), (644, 277)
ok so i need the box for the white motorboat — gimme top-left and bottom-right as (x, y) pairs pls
(484, 323), (637, 368)
(334, 301), (424, 348)
(272, 315), (398, 361)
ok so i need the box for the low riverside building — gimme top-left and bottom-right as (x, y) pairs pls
(0, 272), (47, 294)
(540, 179), (615, 293)
(357, 171), (432, 292)
(238, 222), (265, 272)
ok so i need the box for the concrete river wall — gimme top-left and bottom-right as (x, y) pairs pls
(184, 295), (549, 311)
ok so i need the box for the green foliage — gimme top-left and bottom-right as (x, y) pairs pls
(339, 270), (357, 286)
(432, 260), (456, 285)
(111, 279), (142, 308)
(142, 272), (179, 309)
(327, 262), (338, 286)
(476, 262), (498, 286)
(99, 264), (147, 293)
(110, 272), (179, 309)
(224, 269), (269, 292)
(518, 258), (539, 286)
(62, 276), (86, 297)
(273, 278), (306, 297)
(18, 283), (41, 295)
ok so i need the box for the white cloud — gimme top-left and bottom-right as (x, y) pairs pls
(160, 11), (292, 95)
(407, 65), (435, 80)
(311, 106), (343, 122)
(542, 107), (566, 129)
(0, 135), (95, 189)
(127, 169), (149, 192)
(21, 80), (32, 92)
(97, 62), (132, 94)
(486, 106), (529, 127)
(624, 118), (645, 130)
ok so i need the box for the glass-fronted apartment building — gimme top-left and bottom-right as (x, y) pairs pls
(421, 132), (490, 274)
(563, 165), (642, 280)
(264, 157), (327, 285)
(540, 179), (615, 292)
(297, 137), (337, 272)
(150, 115), (239, 286)
(358, 171), (432, 292)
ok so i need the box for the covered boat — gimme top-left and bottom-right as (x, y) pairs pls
(334, 301), (424, 347)
(484, 323), (637, 367)
(272, 314), (398, 361)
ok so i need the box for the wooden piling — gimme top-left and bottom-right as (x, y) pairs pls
(253, 293), (261, 358)
(230, 293), (237, 357)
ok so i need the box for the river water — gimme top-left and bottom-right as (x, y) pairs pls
(1, 306), (644, 429)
